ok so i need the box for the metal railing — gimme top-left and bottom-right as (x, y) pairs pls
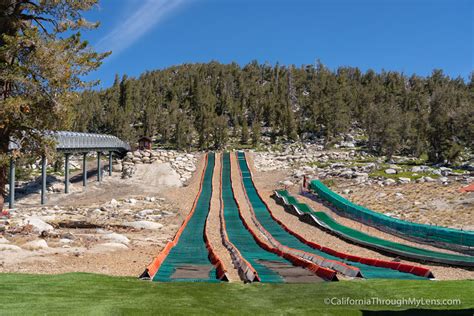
(9, 131), (131, 153)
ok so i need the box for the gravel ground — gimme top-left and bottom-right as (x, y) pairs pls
(245, 152), (474, 280)
(0, 155), (206, 276)
(205, 153), (241, 282)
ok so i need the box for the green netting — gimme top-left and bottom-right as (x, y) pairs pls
(310, 180), (474, 248)
(222, 153), (285, 283)
(237, 152), (423, 279)
(153, 153), (219, 282)
(277, 190), (474, 265)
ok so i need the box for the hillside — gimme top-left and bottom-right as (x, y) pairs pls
(75, 62), (473, 163)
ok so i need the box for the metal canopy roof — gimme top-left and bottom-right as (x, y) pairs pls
(8, 131), (131, 153)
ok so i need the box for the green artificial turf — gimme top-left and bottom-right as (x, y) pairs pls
(0, 273), (472, 315)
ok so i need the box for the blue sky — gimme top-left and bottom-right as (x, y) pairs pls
(82, 0), (473, 87)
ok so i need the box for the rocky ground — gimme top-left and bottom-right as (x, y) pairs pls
(0, 151), (203, 276)
(253, 143), (474, 229)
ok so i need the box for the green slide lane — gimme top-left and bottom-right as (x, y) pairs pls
(153, 153), (220, 282)
(310, 180), (474, 249)
(222, 153), (286, 283)
(237, 152), (424, 279)
(276, 190), (474, 266)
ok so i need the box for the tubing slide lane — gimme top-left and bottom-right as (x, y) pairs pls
(218, 154), (261, 283)
(236, 152), (427, 280)
(223, 153), (330, 282)
(276, 190), (474, 268)
(310, 180), (474, 255)
(140, 153), (228, 282)
(274, 190), (438, 277)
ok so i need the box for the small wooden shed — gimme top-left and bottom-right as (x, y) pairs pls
(138, 136), (152, 150)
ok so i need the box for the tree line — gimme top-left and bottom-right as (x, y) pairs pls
(74, 61), (473, 163)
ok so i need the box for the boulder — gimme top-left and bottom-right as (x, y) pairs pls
(23, 239), (48, 250)
(398, 177), (411, 183)
(340, 141), (356, 148)
(25, 216), (54, 233)
(102, 232), (130, 245)
(383, 179), (396, 185)
(93, 242), (128, 252)
(112, 163), (122, 172)
(125, 198), (137, 205)
(438, 177), (449, 183)
(0, 236), (9, 244)
(385, 168), (397, 175)
(137, 209), (154, 217)
(282, 180), (294, 187)
(124, 221), (163, 230)
(0, 244), (22, 251)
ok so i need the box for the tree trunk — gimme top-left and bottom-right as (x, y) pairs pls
(0, 131), (10, 211)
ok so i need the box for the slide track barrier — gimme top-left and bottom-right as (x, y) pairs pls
(274, 190), (439, 277)
(310, 180), (474, 255)
(281, 189), (474, 268)
(237, 152), (428, 280)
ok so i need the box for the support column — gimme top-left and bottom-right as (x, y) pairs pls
(97, 152), (101, 182)
(41, 155), (47, 205)
(82, 153), (87, 187)
(64, 153), (70, 194)
(8, 158), (15, 209)
(108, 152), (113, 176)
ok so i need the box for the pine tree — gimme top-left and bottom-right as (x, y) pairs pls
(241, 117), (249, 145)
(0, 0), (108, 210)
(251, 120), (261, 146)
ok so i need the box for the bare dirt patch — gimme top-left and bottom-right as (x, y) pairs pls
(333, 182), (474, 230)
(0, 155), (206, 277)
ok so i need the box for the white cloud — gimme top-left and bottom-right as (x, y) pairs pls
(96, 0), (185, 57)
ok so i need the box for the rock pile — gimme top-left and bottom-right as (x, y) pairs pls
(254, 142), (473, 187)
(255, 145), (365, 172)
(118, 150), (198, 183)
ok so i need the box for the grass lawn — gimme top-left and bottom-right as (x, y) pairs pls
(0, 273), (472, 315)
